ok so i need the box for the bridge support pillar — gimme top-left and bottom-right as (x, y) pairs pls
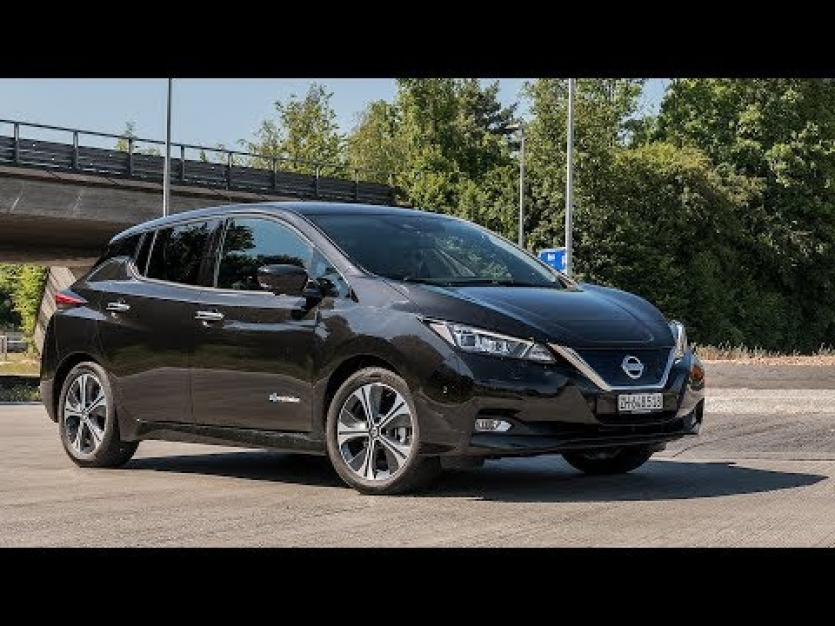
(34, 266), (90, 354)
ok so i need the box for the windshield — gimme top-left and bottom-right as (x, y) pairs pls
(307, 212), (563, 288)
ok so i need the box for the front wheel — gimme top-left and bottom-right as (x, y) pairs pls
(58, 362), (138, 468)
(325, 367), (441, 495)
(562, 445), (654, 475)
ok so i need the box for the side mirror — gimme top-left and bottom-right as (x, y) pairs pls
(257, 264), (310, 296)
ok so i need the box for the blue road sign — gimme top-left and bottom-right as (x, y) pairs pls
(538, 247), (566, 272)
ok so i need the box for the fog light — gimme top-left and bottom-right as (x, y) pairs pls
(474, 418), (512, 432)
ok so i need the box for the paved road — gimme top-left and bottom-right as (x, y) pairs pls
(2, 362), (835, 547)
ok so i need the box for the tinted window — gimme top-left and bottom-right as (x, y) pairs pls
(217, 218), (313, 291)
(308, 213), (562, 288)
(134, 231), (153, 275)
(95, 233), (141, 268)
(146, 220), (217, 286)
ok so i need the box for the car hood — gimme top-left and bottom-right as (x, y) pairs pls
(389, 282), (673, 349)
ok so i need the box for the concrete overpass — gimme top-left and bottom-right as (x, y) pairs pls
(0, 119), (395, 350)
(0, 164), (300, 265)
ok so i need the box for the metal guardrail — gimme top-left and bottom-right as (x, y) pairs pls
(0, 333), (25, 360)
(0, 119), (395, 205)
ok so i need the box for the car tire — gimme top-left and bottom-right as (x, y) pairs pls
(325, 367), (441, 495)
(562, 445), (654, 475)
(58, 362), (138, 468)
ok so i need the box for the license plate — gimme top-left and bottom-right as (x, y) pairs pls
(618, 392), (663, 413)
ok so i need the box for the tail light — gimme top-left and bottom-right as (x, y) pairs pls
(55, 290), (87, 310)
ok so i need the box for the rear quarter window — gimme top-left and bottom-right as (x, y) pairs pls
(87, 233), (143, 282)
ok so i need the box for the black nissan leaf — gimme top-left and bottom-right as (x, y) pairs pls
(40, 202), (705, 494)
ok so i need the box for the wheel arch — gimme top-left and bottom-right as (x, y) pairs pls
(317, 354), (402, 434)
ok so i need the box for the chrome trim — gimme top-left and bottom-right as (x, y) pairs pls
(195, 310), (225, 322)
(549, 344), (677, 392)
(127, 212), (352, 298)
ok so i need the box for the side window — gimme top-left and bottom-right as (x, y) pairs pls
(146, 220), (217, 286)
(134, 231), (154, 275)
(94, 233), (141, 268)
(217, 218), (313, 291)
(87, 233), (142, 283)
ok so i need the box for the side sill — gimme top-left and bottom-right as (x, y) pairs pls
(133, 421), (327, 455)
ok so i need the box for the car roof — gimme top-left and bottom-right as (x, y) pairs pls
(113, 201), (434, 242)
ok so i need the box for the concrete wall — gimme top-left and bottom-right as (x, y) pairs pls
(34, 266), (89, 353)
(0, 165), (295, 265)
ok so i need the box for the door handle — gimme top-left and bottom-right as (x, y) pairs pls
(195, 310), (224, 322)
(106, 301), (131, 313)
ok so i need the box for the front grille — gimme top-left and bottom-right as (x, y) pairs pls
(574, 348), (672, 388)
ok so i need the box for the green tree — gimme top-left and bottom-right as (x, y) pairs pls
(347, 100), (402, 184)
(522, 79), (645, 253)
(247, 83), (345, 175)
(0, 264), (47, 350)
(657, 79), (835, 350)
(388, 79), (518, 237)
(0, 265), (22, 330)
(575, 143), (762, 345)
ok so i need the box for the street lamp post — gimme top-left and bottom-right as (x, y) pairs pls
(505, 121), (526, 248)
(564, 78), (576, 277)
(162, 78), (173, 217)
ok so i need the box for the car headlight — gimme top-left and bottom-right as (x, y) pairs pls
(426, 320), (555, 363)
(670, 320), (688, 360)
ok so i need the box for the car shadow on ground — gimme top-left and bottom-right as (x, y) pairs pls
(128, 451), (345, 488)
(430, 457), (827, 503)
(127, 451), (827, 503)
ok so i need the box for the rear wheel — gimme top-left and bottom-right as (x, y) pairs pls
(325, 367), (441, 495)
(58, 362), (138, 468)
(562, 445), (653, 475)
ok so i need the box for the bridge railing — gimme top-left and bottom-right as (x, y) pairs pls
(0, 119), (395, 205)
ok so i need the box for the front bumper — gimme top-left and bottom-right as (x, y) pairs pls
(414, 349), (705, 458)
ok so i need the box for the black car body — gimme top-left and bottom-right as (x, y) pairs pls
(41, 202), (705, 494)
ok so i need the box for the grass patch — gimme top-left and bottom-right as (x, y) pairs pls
(694, 343), (835, 360)
(0, 353), (40, 376)
(0, 384), (40, 402)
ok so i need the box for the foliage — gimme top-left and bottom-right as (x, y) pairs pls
(346, 100), (402, 184)
(246, 83), (344, 175)
(655, 79), (835, 350)
(522, 79), (645, 254)
(114, 121), (162, 156)
(0, 384), (40, 402)
(0, 265), (47, 350)
(348, 79), (518, 239)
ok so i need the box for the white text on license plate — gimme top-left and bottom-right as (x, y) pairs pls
(618, 393), (663, 413)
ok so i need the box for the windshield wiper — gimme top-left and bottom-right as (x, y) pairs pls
(441, 278), (559, 288)
(392, 276), (451, 285)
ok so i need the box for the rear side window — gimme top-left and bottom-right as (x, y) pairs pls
(95, 233), (142, 268)
(217, 218), (313, 291)
(134, 232), (154, 275)
(145, 220), (218, 286)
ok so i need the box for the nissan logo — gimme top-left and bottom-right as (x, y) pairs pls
(621, 355), (644, 379)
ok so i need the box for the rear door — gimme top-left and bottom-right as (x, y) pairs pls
(95, 219), (220, 425)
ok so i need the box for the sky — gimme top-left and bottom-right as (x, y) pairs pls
(0, 79), (668, 150)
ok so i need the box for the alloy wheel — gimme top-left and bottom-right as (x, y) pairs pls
(63, 373), (108, 456)
(336, 382), (414, 481)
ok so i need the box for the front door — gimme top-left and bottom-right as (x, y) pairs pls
(190, 216), (320, 432)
